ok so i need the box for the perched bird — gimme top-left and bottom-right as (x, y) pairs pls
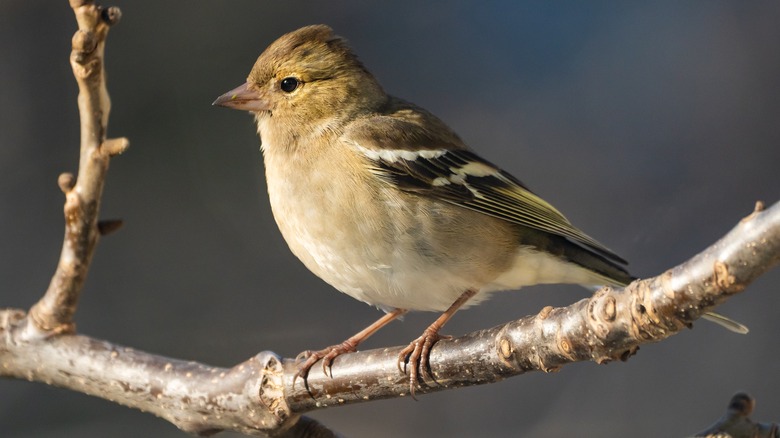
(214, 25), (747, 394)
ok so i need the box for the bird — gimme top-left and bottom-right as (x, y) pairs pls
(213, 24), (747, 395)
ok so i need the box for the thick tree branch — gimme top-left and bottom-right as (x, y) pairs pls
(282, 201), (779, 408)
(2, 202), (777, 435)
(1, 316), (289, 436)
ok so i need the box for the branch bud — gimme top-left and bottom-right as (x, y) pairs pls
(72, 29), (97, 55)
(102, 6), (122, 26)
(58, 173), (76, 194)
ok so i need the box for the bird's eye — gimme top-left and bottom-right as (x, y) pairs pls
(280, 77), (300, 93)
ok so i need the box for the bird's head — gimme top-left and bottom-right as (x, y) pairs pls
(214, 25), (386, 134)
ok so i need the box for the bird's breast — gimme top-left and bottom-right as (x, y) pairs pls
(261, 143), (518, 311)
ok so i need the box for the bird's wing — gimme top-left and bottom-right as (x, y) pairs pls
(345, 115), (627, 265)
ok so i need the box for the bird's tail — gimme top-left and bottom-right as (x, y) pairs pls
(701, 312), (749, 334)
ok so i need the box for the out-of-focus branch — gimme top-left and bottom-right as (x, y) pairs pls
(693, 393), (778, 438)
(26, 0), (127, 336)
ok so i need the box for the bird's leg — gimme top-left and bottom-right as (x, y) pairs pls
(294, 307), (407, 387)
(398, 288), (477, 398)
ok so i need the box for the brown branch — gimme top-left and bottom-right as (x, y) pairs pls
(1, 201), (777, 435)
(26, 0), (127, 335)
(2, 2), (334, 436)
(0, 317), (285, 435)
(282, 201), (780, 409)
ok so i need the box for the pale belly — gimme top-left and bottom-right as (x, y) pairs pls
(281, 226), (600, 312)
(262, 145), (602, 312)
(269, 190), (484, 311)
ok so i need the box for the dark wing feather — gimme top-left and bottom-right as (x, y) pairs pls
(344, 101), (627, 266)
(358, 146), (627, 266)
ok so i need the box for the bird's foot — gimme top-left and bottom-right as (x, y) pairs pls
(397, 327), (452, 399)
(293, 338), (359, 389)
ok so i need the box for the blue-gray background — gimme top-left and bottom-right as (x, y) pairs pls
(1, 2), (778, 437)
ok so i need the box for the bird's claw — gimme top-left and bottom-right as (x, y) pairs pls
(292, 340), (359, 390)
(397, 329), (450, 398)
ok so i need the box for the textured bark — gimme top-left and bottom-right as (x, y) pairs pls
(2, 201), (777, 435)
(27, 0), (127, 335)
(283, 201), (780, 409)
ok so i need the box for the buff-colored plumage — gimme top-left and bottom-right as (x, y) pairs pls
(214, 25), (747, 392)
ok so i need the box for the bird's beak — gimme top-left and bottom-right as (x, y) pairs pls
(212, 82), (270, 112)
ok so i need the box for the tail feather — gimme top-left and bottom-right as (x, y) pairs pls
(702, 312), (749, 334)
(532, 232), (634, 287)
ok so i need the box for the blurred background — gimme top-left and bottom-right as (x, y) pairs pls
(1, 1), (778, 436)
